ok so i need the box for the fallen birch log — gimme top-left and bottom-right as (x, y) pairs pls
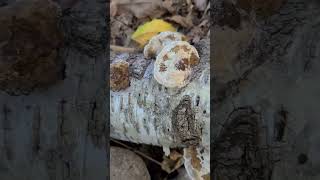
(110, 38), (210, 179)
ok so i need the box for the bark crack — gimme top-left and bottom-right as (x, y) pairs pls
(32, 105), (41, 156)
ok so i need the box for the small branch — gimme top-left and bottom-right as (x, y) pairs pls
(111, 139), (162, 166)
(110, 45), (136, 53)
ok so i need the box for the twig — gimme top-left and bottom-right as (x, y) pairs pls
(201, 2), (210, 21)
(110, 45), (136, 53)
(111, 139), (163, 166)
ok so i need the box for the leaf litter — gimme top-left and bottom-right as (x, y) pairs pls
(110, 0), (210, 51)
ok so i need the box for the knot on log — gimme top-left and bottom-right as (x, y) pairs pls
(172, 95), (201, 146)
(0, 0), (64, 95)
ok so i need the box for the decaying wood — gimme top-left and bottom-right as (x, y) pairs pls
(0, 0), (107, 180)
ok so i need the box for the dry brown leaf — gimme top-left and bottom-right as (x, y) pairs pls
(186, 19), (209, 43)
(185, 146), (202, 171)
(167, 15), (193, 28)
(162, 0), (175, 13)
(112, 0), (165, 19)
(169, 150), (183, 161)
(111, 13), (135, 46)
(161, 150), (184, 174)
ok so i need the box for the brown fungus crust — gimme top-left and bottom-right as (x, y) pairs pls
(110, 61), (130, 91)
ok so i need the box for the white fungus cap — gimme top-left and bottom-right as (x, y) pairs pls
(144, 31), (186, 59)
(154, 41), (200, 88)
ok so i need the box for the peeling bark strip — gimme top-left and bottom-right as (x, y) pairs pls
(172, 95), (201, 146)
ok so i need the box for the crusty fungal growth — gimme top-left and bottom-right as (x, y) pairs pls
(172, 95), (201, 146)
(110, 60), (130, 91)
(143, 31), (186, 59)
(0, 0), (64, 95)
(154, 41), (200, 88)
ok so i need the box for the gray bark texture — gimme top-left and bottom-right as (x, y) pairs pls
(0, 0), (107, 180)
(212, 0), (320, 179)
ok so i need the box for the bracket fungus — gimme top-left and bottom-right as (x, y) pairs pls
(143, 31), (200, 88)
(143, 31), (186, 59)
(153, 41), (200, 88)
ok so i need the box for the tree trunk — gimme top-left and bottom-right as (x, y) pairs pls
(212, 0), (320, 179)
(0, 0), (107, 180)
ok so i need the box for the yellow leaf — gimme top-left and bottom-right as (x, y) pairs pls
(131, 32), (158, 47)
(131, 19), (176, 46)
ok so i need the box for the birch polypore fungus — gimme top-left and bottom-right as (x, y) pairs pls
(110, 60), (130, 91)
(143, 31), (186, 59)
(153, 41), (200, 88)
